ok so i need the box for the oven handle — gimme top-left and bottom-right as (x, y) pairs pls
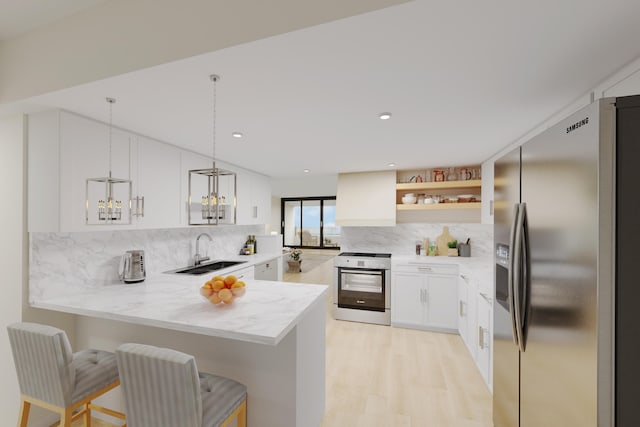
(339, 269), (384, 276)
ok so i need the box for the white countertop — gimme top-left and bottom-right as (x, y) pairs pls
(30, 252), (327, 346)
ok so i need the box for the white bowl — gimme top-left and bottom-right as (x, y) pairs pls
(404, 193), (415, 197)
(402, 196), (417, 204)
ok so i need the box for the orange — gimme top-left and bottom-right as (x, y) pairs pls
(208, 292), (222, 304)
(224, 275), (237, 287)
(222, 296), (235, 304)
(212, 280), (225, 291)
(218, 288), (233, 303)
(202, 281), (214, 289)
(199, 287), (213, 298)
(212, 275), (225, 282)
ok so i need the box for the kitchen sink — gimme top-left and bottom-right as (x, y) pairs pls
(165, 260), (247, 275)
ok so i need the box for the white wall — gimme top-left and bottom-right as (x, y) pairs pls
(270, 174), (337, 198)
(0, 114), (25, 418)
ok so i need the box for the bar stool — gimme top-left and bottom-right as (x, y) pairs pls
(116, 343), (247, 427)
(7, 322), (126, 427)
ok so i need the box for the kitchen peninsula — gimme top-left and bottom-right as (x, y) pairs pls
(30, 272), (327, 427)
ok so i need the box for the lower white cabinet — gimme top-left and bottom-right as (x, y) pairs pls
(254, 258), (280, 281)
(458, 273), (478, 359)
(476, 293), (492, 389)
(391, 264), (458, 332)
(230, 265), (254, 281)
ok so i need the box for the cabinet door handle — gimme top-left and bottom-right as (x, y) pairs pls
(478, 326), (488, 350)
(459, 301), (466, 317)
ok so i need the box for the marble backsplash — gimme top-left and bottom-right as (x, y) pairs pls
(29, 225), (264, 300)
(340, 223), (494, 259)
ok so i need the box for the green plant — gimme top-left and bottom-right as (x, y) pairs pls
(290, 248), (302, 261)
(447, 240), (458, 249)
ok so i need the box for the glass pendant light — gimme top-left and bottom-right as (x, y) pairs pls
(188, 74), (237, 225)
(85, 98), (132, 225)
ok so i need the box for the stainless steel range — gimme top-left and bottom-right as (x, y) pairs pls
(333, 252), (391, 325)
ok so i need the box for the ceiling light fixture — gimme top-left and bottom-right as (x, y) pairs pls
(388, 163), (396, 167)
(187, 74), (237, 225)
(232, 132), (243, 139)
(379, 112), (392, 120)
(304, 169), (310, 173)
(85, 97), (132, 225)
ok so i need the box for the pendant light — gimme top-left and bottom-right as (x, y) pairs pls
(188, 74), (237, 225)
(85, 97), (132, 225)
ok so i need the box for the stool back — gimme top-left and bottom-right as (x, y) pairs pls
(7, 322), (76, 407)
(116, 343), (203, 427)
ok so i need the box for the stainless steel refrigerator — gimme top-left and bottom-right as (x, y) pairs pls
(494, 95), (640, 427)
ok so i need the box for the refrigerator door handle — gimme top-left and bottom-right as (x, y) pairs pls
(519, 202), (530, 350)
(513, 202), (527, 352)
(508, 203), (520, 346)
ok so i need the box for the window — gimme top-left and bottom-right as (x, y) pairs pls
(281, 197), (340, 249)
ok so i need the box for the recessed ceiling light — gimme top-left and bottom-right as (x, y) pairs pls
(379, 112), (392, 120)
(232, 132), (243, 138)
(388, 163), (396, 167)
(304, 169), (310, 173)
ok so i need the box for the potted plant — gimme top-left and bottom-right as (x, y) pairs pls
(447, 240), (458, 257)
(287, 248), (302, 272)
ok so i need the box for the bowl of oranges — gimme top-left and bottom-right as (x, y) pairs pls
(200, 274), (246, 305)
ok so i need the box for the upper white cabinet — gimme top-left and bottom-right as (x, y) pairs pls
(59, 111), (132, 231)
(28, 110), (61, 232)
(132, 136), (181, 229)
(236, 168), (271, 225)
(481, 159), (494, 225)
(29, 109), (271, 231)
(336, 170), (396, 226)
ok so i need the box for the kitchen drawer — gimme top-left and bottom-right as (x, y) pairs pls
(394, 263), (458, 276)
(229, 265), (255, 281)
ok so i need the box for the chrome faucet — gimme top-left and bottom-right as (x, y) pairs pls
(194, 233), (212, 266)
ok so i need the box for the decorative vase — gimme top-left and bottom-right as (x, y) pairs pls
(288, 260), (302, 272)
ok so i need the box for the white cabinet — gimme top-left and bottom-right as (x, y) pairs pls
(59, 111), (133, 231)
(336, 170), (396, 226)
(458, 273), (477, 359)
(390, 273), (425, 326)
(481, 159), (494, 225)
(476, 293), (492, 390)
(230, 265), (255, 281)
(254, 257), (280, 281)
(131, 136), (181, 229)
(236, 168), (271, 225)
(391, 263), (458, 332)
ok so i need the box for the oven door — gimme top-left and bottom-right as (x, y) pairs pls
(337, 268), (385, 311)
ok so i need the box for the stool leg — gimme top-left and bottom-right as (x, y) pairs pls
(17, 398), (30, 427)
(84, 402), (92, 427)
(60, 407), (73, 427)
(237, 399), (247, 427)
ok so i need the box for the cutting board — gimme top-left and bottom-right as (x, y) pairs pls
(435, 226), (456, 256)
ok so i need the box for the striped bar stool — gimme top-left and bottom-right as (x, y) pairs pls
(116, 343), (247, 427)
(7, 322), (126, 427)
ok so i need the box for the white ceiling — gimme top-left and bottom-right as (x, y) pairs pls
(0, 0), (107, 40)
(12, 0), (640, 178)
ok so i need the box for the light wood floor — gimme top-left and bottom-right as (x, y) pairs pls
(72, 250), (493, 426)
(286, 250), (493, 427)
